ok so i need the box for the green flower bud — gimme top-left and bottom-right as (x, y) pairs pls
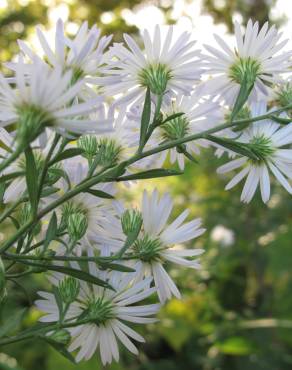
(58, 277), (80, 304)
(96, 138), (122, 167)
(47, 329), (71, 345)
(67, 212), (88, 241)
(121, 209), (143, 236)
(78, 135), (98, 158)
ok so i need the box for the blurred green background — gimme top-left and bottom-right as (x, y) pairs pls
(1, 0), (292, 369)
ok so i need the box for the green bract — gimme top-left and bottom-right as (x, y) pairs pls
(138, 63), (172, 95)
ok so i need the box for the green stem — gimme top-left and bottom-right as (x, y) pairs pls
(1, 103), (292, 254)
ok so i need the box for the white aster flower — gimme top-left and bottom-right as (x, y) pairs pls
(95, 190), (205, 303)
(15, 19), (112, 85)
(0, 58), (110, 140)
(99, 25), (202, 106)
(35, 261), (159, 365)
(202, 19), (291, 105)
(217, 102), (292, 203)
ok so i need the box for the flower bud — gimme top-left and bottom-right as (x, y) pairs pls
(47, 329), (71, 345)
(67, 212), (88, 241)
(78, 135), (98, 158)
(96, 138), (122, 167)
(121, 209), (143, 236)
(58, 277), (80, 304)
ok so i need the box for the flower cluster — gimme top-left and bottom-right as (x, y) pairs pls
(0, 18), (292, 365)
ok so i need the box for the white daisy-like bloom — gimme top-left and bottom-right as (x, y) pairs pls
(35, 259), (160, 365)
(0, 58), (110, 138)
(217, 102), (292, 203)
(99, 25), (202, 106)
(0, 128), (60, 203)
(201, 19), (292, 105)
(14, 19), (112, 84)
(94, 190), (205, 303)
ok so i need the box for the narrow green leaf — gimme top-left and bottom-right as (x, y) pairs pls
(100, 263), (136, 272)
(0, 171), (24, 184)
(139, 87), (151, 149)
(52, 286), (63, 319)
(206, 135), (258, 160)
(41, 187), (60, 198)
(50, 148), (84, 165)
(117, 217), (142, 257)
(271, 115), (292, 124)
(47, 168), (71, 188)
(85, 189), (115, 199)
(44, 212), (57, 250)
(162, 112), (185, 124)
(230, 76), (254, 121)
(25, 146), (38, 215)
(14, 260), (114, 290)
(0, 308), (27, 337)
(117, 168), (183, 181)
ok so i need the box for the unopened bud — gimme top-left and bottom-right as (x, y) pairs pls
(78, 135), (98, 158)
(96, 138), (122, 167)
(121, 209), (143, 236)
(58, 277), (80, 304)
(67, 212), (88, 241)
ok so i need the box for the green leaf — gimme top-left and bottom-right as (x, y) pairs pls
(162, 112), (185, 124)
(0, 308), (27, 338)
(0, 171), (24, 184)
(24, 146), (38, 215)
(50, 148), (84, 165)
(271, 115), (292, 125)
(47, 168), (71, 188)
(42, 336), (75, 364)
(117, 168), (184, 181)
(85, 189), (115, 199)
(206, 135), (258, 160)
(100, 263), (136, 272)
(139, 87), (151, 149)
(44, 212), (57, 250)
(14, 260), (114, 290)
(230, 76), (254, 121)
(52, 286), (63, 319)
(117, 217), (142, 257)
(40, 187), (60, 198)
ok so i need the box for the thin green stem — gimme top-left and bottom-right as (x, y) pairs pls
(1, 103), (292, 254)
